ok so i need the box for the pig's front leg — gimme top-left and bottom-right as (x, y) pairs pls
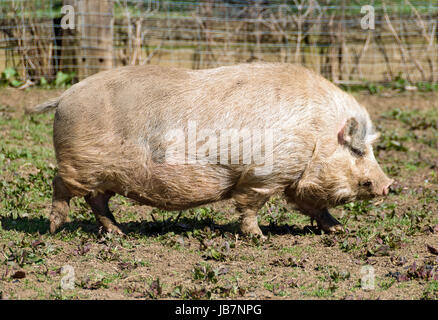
(238, 207), (264, 237)
(233, 191), (269, 238)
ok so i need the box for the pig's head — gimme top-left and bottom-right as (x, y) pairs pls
(286, 116), (393, 209)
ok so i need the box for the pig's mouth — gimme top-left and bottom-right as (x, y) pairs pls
(355, 188), (387, 201)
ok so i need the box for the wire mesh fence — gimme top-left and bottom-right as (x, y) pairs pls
(0, 0), (437, 84)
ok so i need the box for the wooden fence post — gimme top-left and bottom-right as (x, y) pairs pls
(77, 0), (113, 80)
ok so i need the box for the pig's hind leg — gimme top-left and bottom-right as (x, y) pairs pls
(50, 175), (72, 233)
(308, 208), (344, 233)
(316, 209), (344, 233)
(291, 199), (343, 233)
(84, 192), (124, 235)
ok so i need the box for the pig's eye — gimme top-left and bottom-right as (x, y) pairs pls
(350, 147), (365, 157)
(360, 180), (372, 187)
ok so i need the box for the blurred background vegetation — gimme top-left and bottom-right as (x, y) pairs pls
(0, 0), (437, 87)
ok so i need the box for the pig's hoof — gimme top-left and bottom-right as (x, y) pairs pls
(323, 223), (344, 233)
(98, 223), (125, 236)
(316, 211), (344, 233)
(112, 227), (125, 236)
(49, 213), (68, 234)
(240, 218), (265, 239)
(242, 230), (267, 241)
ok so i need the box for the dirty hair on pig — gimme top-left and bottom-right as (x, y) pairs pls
(29, 63), (392, 237)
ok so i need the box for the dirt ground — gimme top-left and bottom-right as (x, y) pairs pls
(0, 87), (437, 300)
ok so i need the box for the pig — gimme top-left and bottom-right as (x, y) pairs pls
(29, 63), (393, 237)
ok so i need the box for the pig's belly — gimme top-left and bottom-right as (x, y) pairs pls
(122, 163), (237, 211)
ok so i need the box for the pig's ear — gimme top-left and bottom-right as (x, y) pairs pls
(337, 117), (365, 154)
(338, 117), (358, 145)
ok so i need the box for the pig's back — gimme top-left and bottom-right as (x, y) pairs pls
(55, 62), (365, 164)
(58, 63), (346, 131)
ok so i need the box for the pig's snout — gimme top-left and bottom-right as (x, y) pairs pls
(374, 177), (393, 196)
(382, 179), (394, 196)
(360, 173), (393, 198)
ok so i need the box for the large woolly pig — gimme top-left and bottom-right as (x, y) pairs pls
(30, 63), (393, 237)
